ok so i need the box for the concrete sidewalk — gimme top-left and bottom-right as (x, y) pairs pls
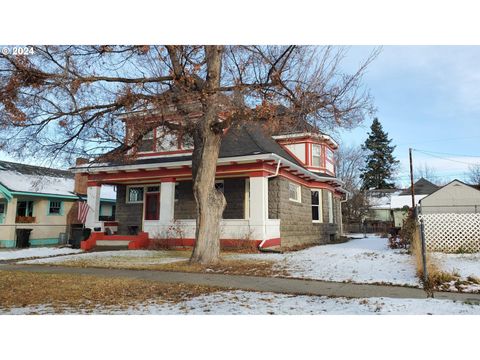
(2, 264), (480, 302)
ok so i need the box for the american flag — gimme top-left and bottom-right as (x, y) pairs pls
(77, 201), (89, 224)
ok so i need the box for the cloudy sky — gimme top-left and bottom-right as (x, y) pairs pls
(339, 45), (480, 186)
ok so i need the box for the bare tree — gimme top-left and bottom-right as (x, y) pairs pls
(335, 143), (368, 223)
(414, 163), (439, 184)
(0, 45), (378, 264)
(335, 143), (365, 192)
(466, 164), (480, 185)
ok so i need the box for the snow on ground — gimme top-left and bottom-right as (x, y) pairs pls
(19, 250), (186, 266)
(430, 251), (480, 293)
(430, 252), (480, 279)
(232, 234), (420, 287)
(0, 247), (82, 261)
(1, 290), (479, 315)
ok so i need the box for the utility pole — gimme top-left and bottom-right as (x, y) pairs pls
(409, 148), (415, 209)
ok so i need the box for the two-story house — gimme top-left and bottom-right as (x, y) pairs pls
(73, 114), (346, 251)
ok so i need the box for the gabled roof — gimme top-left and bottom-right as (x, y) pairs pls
(419, 179), (480, 204)
(0, 160), (116, 200)
(400, 177), (439, 196)
(0, 160), (75, 198)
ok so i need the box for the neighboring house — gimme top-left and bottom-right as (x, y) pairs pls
(72, 119), (347, 251)
(419, 179), (480, 214)
(0, 160), (116, 248)
(364, 178), (439, 228)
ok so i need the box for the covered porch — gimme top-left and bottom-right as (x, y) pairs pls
(83, 174), (281, 250)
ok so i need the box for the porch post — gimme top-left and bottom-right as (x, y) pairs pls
(249, 175), (268, 241)
(85, 182), (101, 230)
(159, 179), (175, 225)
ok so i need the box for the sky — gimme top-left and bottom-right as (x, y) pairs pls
(338, 46), (480, 187)
(1, 46), (480, 186)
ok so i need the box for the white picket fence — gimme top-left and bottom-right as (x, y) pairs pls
(418, 213), (480, 253)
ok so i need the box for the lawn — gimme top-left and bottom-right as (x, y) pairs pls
(18, 235), (418, 286)
(0, 270), (217, 314)
(1, 271), (478, 314)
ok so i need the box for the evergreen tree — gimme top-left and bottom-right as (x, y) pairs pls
(360, 118), (399, 189)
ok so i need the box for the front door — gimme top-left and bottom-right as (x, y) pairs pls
(145, 192), (160, 220)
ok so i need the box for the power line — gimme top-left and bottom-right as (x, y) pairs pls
(413, 149), (480, 158)
(413, 149), (480, 166)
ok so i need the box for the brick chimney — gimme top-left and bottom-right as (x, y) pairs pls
(74, 158), (89, 195)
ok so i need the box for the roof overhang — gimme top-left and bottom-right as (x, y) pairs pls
(72, 153), (346, 191)
(272, 132), (338, 148)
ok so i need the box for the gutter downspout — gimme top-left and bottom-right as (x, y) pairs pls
(258, 160), (282, 251)
(339, 191), (349, 237)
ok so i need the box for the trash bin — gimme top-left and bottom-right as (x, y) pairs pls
(16, 228), (33, 248)
(70, 226), (91, 249)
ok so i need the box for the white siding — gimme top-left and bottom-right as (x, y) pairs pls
(285, 143), (306, 163)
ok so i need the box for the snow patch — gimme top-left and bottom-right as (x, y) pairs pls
(2, 291), (479, 315)
(0, 247), (83, 261)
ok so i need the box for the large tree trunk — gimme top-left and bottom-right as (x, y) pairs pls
(190, 46), (226, 264)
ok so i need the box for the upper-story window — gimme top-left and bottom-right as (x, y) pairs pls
(325, 147), (335, 173)
(136, 125), (194, 153)
(312, 144), (322, 167)
(157, 133), (178, 151)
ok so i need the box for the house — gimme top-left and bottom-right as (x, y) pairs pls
(419, 179), (480, 214)
(364, 178), (439, 229)
(72, 119), (347, 251)
(0, 160), (116, 248)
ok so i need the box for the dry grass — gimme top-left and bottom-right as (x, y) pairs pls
(410, 227), (463, 290)
(0, 270), (218, 314)
(152, 258), (289, 277)
(48, 256), (288, 277)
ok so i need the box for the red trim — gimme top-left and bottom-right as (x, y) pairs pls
(305, 143), (310, 166)
(81, 233), (281, 251)
(160, 177), (176, 183)
(88, 163), (275, 182)
(89, 160), (341, 192)
(87, 181), (102, 187)
(81, 232), (150, 251)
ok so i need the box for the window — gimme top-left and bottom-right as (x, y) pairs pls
(215, 180), (224, 193)
(138, 130), (155, 152)
(48, 201), (62, 215)
(0, 203), (5, 224)
(288, 182), (301, 202)
(174, 182), (180, 202)
(146, 186), (160, 192)
(127, 187), (144, 203)
(143, 130), (154, 140)
(181, 134), (194, 149)
(16, 201), (34, 217)
(312, 144), (322, 167)
(156, 130), (178, 151)
(327, 191), (334, 223)
(326, 147), (334, 161)
(311, 190), (323, 222)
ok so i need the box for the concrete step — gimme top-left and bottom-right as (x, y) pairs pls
(94, 245), (129, 251)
